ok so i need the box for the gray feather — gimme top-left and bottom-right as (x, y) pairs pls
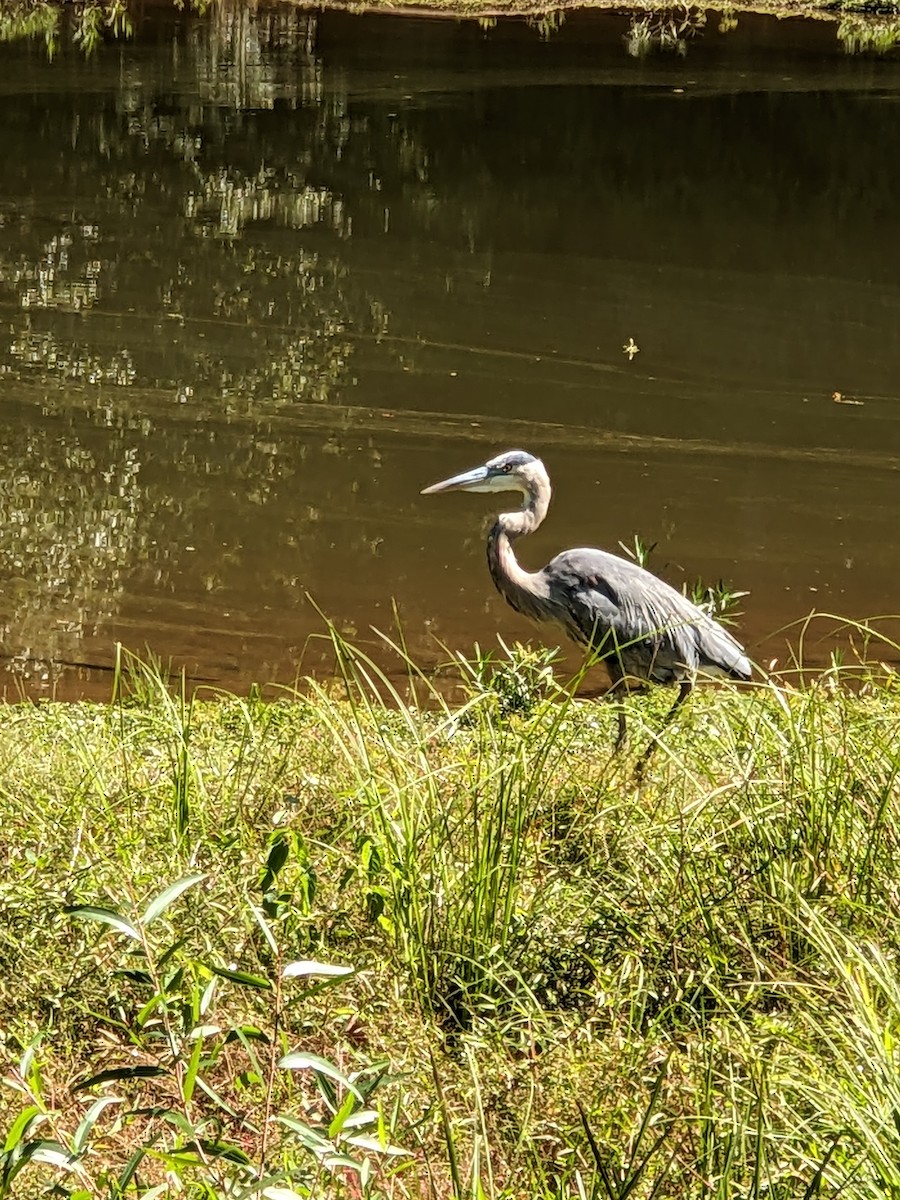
(540, 548), (751, 686)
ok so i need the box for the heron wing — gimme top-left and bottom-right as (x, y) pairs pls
(542, 548), (751, 683)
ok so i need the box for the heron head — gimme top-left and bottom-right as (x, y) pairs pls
(421, 450), (544, 497)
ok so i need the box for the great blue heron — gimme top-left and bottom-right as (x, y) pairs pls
(421, 449), (751, 758)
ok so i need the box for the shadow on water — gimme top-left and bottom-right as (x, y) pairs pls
(0, 3), (898, 697)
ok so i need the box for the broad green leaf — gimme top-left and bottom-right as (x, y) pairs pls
(155, 1110), (195, 1137)
(225, 1024), (268, 1043)
(341, 1110), (378, 1129)
(158, 1147), (204, 1167)
(188, 1024), (221, 1040)
(183, 1138), (251, 1164)
(229, 1029), (265, 1088)
(28, 1139), (75, 1171)
(2, 1074), (30, 1097)
(141, 873), (206, 926)
(182, 1036), (203, 1105)
(261, 832), (290, 892)
(4, 1106), (45, 1152)
(116, 1147), (147, 1193)
(198, 975), (218, 1017)
(65, 906), (140, 942)
(248, 902), (279, 955)
(344, 1134), (409, 1156)
(207, 963), (272, 990)
(282, 960), (353, 980)
(112, 969), (152, 986)
(74, 1065), (167, 1092)
(18, 1045), (36, 1083)
(135, 1186), (167, 1200)
(74, 1096), (121, 1153)
(134, 995), (162, 1031)
(323, 1153), (364, 1174)
(327, 1091), (356, 1140)
(273, 1115), (335, 1156)
(155, 933), (191, 970)
(194, 1075), (244, 1120)
(278, 1053), (364, 1102)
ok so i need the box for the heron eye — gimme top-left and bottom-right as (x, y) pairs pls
(501, 463), (512, 473)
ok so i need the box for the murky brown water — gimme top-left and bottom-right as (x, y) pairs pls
(1, 4), (899, 698)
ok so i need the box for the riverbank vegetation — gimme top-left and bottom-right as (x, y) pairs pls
(4, 629), (900, 1197)
(2, 0), (900, 55)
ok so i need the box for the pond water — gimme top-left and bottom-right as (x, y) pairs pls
(1, 3), (899, 698)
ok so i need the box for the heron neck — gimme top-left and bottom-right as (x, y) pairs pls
(486, 493), (551, 620)
(497, 488), (548, 541)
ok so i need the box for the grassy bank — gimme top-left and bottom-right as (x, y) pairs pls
(4, 633), (900, 1198)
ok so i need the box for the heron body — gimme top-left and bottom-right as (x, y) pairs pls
(422, 449), (751, 756)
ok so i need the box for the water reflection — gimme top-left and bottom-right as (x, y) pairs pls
(0, 5), (898, 696)
(0, 398), (142, 686)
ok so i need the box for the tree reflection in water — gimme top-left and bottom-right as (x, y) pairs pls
(0, 3), (898, 690)
(0, 3), (401, 691)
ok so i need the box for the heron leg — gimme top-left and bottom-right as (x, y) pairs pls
(616, 704), (627, 753)
(609, 677), (628, 752)
(636, 679), (693, 776)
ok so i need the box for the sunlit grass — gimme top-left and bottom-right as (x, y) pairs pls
(3, 632), (900, 1196)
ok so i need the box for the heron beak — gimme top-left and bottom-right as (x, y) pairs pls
(420, 464), (491, 495)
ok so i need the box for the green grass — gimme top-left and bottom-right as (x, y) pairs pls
(4, 632), (900, 1197)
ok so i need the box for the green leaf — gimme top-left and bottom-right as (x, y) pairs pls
(134, 995), (162, 1031)
(194, 1076), (244, 1121)
(188, 1024), (220, 1040)
(18, 1045), (36, 1084)
(1, 1075), (30, 1098)
(207, 963), (272, 990)
(229, 1028), (266, 1083)
(156, 1109), (195, 1137)
(74, 1065), (167, 1092)
(261, 831), (290, 893)
(198, 975), (218, 1017)
(26, 1139), (75, 1171)
(278, 1053), (364, 1102)
(65, 906), (140, 942)
(158, 1147), (204, 1167)
(248, 902), (279, 955)
(274, 1115), (335, 1157)
(182, 1035), (203, 1105)
(282, 960), (353, 980)
(4, 1106), (45, 1152)
(224, 1025), (268, 1044)
(341, 1110), (378, 1129)
(141, 874), (206, 927)
(343, 1133), (409, 1156)
(187, 1139), (251, 1164)
(323, 1153), (364, 1174)
(73, 1096), (121, 1154)
(327, 1091), (356, 1140)
(133, 1186), (167, 1200)
(156, 934), (191, 970)
(116, 1147), (147, 1193)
